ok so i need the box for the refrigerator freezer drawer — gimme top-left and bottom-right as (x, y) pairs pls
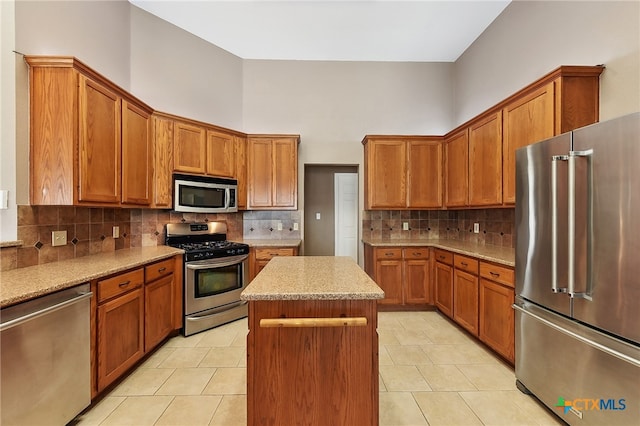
(514, 300), (640, 425)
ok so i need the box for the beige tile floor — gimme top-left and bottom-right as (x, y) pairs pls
(74, 311), (564, 426)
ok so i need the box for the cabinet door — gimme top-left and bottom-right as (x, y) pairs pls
(122, 100), (152, 205)
(435, 262), (453, 318)
(469, 111), (502, 206)
(479, 278), (515, 363)
(151, 116), (174, 208)
(502, 82), (555, 204)
(173, 121), (206, 174)
(408, 140), (442, 208)
(97, 287), (144, 392)
(453, 269), (479, 335)
(375, 259), (403, 305)
(145, 274), (174, 352)
(234, 135), (247, 210)
(247, 138), (273, 208)
(404, 259), (430, 304)
(206, 130), (235, 178)
(444, 130), (469, 207)
(78, 75), (121, 204)
(365, 139), (406, 209)
(272, 138), (298, 208)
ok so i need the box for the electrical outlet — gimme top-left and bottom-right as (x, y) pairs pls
(293, 222), (299, 231)
(277, 222), (283, 231)
(113, 226), (120, 238)
(315, 212), (321, 220)
(402, 222), (409, 231)
(52, 230), (67, 247)
(473, 223), (480, 233)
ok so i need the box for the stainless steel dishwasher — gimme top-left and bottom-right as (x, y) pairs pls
(1, 284), (92, 425)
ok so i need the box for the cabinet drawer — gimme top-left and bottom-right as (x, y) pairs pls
(434, 249), (453, 265)
(454, 254), (478, 274)
(145, 258), (174, 282)
(98, 269), (144, 303)
(374, 248), (402, 260)
(255, 247), (296, 260)
(480, 262), (514, 288)
(403, 247), (429, 260)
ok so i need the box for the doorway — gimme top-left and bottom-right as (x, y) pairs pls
(304, 165), (359, 259)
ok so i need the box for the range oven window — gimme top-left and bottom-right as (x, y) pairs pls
(194, 264), (243, 298)
(179, 185), (225, 209)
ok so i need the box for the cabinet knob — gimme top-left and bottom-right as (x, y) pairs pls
(158, 267), (167, 273)
(490, 271), (500, 277)
(118, 280), (131, 288)
(461, 262), (468, 267)
(413, 252), (422, 256)
(385, 252), (394, 256)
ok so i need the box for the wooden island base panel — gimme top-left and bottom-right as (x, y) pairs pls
(241, 256), (384, 426)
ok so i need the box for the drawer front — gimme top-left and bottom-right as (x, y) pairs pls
(434, 249), (453, 265)
(255, 247), (296, 260)
(145, 258), (175, 282)
(480, 261), (514, 288)
(454, 254), (479, 274)
(403, 247), (429, 260)
(374, 247), (402, 260)
(98, 269), (144, 303)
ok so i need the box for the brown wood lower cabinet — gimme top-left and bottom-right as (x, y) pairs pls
(144, 258), (175, 352)
(248, 246), (298, 281)
(247, 299), (378, 426)
(96, 269), (145, 393)
(479, 261), (515, 363)
(364, 246), (430, 306)
(434, 249), (453, 317)
(453, 254), (479, 335)
(93, 255), (182, 397)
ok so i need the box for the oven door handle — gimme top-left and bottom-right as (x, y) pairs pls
(185, 255), (249, 270)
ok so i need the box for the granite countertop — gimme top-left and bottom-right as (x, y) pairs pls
(362, 238), (515, 267)
(0, 246), (183, 308)
(236, 239), (301, 248)
(241, 256), (384, 301)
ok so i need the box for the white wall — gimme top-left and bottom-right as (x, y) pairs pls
(243, 59), (454, 210)
(129, 6), (244, 129)
(454, 0), (640, 125)
(1, 0), (17, 241)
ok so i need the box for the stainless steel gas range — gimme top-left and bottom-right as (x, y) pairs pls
(166, 222), (250, 336)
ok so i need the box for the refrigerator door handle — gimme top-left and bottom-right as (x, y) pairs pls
(551, 154), (569, 294)
(568, 149), (594, 300)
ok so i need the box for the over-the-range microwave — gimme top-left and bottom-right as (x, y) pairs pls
(173, 173), (238, 213)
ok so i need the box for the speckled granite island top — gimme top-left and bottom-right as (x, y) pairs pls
(241, 256), (384, 301)
(362, 238), (515, 267)
(1, 246), (183, 308)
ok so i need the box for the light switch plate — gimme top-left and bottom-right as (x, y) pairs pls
(315, 212), (321, 220)
(52, 231), (67, 247)
(277, 222), (283, 231)
(0, 190), (8, 209)
(293, 223), (299, 231)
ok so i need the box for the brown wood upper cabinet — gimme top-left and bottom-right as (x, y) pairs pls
(151, 115), (174, 208)
(502, 67), (602, 204)
(247, 136), (299, 210)
(27, 56), (153, 207)
(173, 120), (207, 174)
(444, 130), (469, 208)
(468, 111), (503, 206)
(25, 56), (153, 206)
(363, 136), (442, 209)
(206, 129), (236, 178)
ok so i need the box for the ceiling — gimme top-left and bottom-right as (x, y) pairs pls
(129, 0), (511, 62)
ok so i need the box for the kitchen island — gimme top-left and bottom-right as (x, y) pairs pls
(241, 256), (384, 426)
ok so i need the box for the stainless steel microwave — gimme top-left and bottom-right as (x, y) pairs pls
(173, 174), (238, 213)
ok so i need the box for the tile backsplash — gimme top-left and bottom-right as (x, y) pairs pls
(242, 210), (302, 240)
(1, 205), (244, 271)
(361, 208), (515, 248)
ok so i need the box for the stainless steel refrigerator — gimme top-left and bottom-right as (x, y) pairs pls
(514, 112), (640, 425)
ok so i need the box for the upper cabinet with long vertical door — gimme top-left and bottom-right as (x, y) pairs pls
(363, 136), (443, 210)
(246, 135), (299, 210)
(364, 66), (602, 209)
(151, 114), (174, 208)
(27, 56), (154, 207)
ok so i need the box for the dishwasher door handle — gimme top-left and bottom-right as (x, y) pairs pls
(0, 291), (93, 331)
